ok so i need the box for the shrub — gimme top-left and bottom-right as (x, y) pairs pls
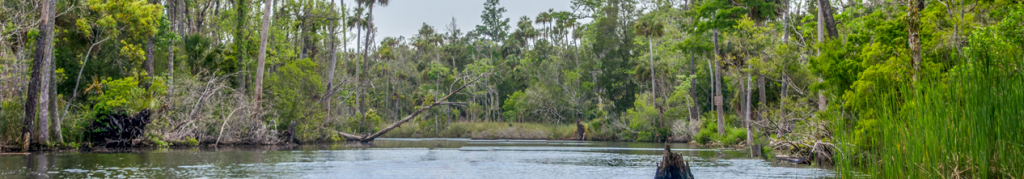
(89, 76), (166, 115)
(694, 125), (716, 145)
(693, 111), (746, 145)
(184, 137), (199, 146)
(345, 109), (383, 134)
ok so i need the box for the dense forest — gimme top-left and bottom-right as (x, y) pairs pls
(1, 0), (1022, 177)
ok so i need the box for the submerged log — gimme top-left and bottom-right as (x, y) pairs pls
(776, 155), (810, 165)
(656, 144), (694, 179)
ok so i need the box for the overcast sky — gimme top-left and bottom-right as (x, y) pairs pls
(339, 0), (576, 45)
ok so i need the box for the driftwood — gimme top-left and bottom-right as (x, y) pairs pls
(338, 74), (485, 142)
(656, 144), (694, 179)
(770, 140), (834, 166)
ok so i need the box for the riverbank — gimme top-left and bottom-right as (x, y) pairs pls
(2, 121), (686, 153)
(380, 122), (579, 140)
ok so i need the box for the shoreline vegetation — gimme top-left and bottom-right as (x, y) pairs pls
(2, 0), (1023, 178)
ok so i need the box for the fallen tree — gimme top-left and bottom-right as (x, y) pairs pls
(338, 74), (485, 142)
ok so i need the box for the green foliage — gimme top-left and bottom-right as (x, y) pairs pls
(147, 133), (170, 147)
(0, 101), (24, 143)
(693, 111), (744, 145)
(184, 137), (199, 146)
(475, 0), (510, 42)
(89, 76), (167, 115)
(833, 7), (1024, 177)
(501, 90), (525, 121)
(182, 34), (229, 75)
(625, 93), (658, 131)
(268, 58), (323, 124)
(690, 0), (747, 33)
(346, 109), (383, 134)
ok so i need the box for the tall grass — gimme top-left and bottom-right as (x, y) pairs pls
(833, 25), (1024, 178)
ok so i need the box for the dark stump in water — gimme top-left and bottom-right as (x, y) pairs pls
(85, 109), (153, 147)
(656, 144), (694, 179)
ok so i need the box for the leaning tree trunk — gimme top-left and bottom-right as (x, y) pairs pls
(339, 74), (485, 142)
(254, 0), (273, 118)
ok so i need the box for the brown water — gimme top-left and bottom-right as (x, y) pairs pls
(0, 138), (833, 178)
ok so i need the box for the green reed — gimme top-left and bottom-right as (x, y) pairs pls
(833, 37), (1024, 178)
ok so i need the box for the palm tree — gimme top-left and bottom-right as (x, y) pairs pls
(535, 10), (552, 42)
(355, 0), (390, 132)
(633, 18), (664, 128)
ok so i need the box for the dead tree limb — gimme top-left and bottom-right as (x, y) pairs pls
(339, 74), (486, 142)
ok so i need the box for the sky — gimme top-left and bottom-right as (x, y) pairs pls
(339, 0), (577, 45)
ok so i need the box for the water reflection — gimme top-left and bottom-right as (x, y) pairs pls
(0, 139), (834, 178)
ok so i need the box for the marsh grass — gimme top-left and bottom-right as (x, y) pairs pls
(833, 29), (1024, 178)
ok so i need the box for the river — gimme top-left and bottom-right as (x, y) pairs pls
(0, 138), (834, 178)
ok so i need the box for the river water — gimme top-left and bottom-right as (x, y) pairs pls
(0, 138), (833, 178)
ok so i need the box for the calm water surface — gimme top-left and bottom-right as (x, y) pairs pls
(0, 138), (833, 178)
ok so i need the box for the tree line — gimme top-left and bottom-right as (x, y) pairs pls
(2, 0), (1023, 177)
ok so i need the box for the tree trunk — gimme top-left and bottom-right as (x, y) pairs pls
(780, 69), (787, 135)
(689, 52), (699, 121)
(50, 67), (60, 143)
(738, 73), (746, 120)
(817, 0), (825, 43)
(338, 74), (484, 142)
(235, 0), (248, 95)
(178, 0), (186, 35)
(167, 0), (178, 98)
(26, 0), (56, 147)
(255, 0), (273, 118)
(712, 18), (725, 137)
(816, 0), (837, 112)
(745, 70), (753, 148)
(817, 0), (839, 40)
(359, 5), (375, 130)
(168, 43), (175, 97)
(145, 37), (155, 78)
(782, 0), (790, 42)
(908, 0), (924, 82)
(758, 73), (765, 120)
(326, 24), (338, 119)
(353, 8), (363, 130)
(649, 38), (657, 127)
